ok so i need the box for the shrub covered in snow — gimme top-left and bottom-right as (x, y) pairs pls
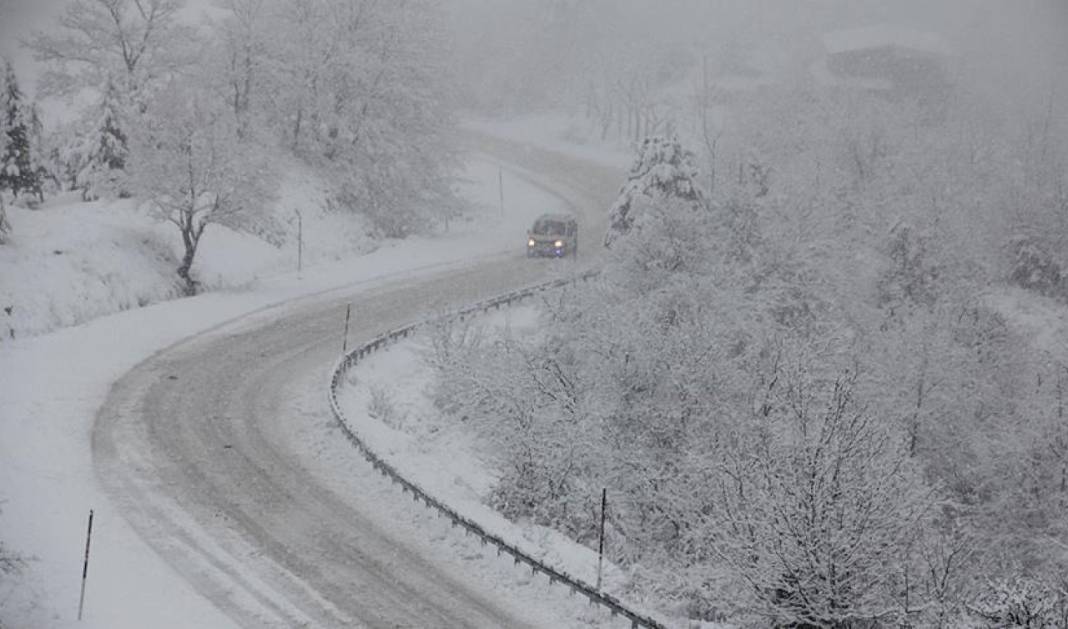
(1009, 234), (1063, 297)
(970, 575), (1068, 628)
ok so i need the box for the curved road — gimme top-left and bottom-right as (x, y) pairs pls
(93, 136), (620, 627)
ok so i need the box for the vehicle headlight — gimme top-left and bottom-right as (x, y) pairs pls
(554, 240), (564, 248)
(528, 238), (536, 247)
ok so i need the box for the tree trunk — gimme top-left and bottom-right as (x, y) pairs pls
(177, 215), (206, 296)
(176, 239), (197, 295)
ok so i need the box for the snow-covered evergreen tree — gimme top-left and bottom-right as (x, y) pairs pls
(605, 135), (704, 247)
(0, 61), (40, 201)
(79, 76), (130, 200)
(26, 102), (53, 197)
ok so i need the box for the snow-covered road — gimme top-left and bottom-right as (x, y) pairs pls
(95, 259), (557, 627)
(85, 135), (621, 627)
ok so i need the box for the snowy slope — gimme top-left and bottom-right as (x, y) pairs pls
(0, 160), (374, 341)
(464, 113), (632, 171)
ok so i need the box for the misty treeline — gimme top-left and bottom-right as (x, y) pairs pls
(452, 0), (1065, 137)
(427, 80), (1068, 627)
(2, 0), (456, 292)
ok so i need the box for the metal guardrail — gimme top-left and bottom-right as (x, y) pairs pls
(326, 269), (669, 629)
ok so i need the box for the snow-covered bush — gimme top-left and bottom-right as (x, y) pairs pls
(877, 222), (942, 312)
(0, 503), (26, 621)
(703, 368), (930, 627)
(367, 385), (403, 430)
(1009, 234), (1063, 298)
(970, 575), (1068, 628)
(461, 334), (596, 536)
(422, 315), (484, 417)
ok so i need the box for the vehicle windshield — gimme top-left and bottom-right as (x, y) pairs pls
(532, 219), (567, 235)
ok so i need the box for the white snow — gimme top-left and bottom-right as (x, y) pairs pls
(464, 113), (632, 171)
(0, 154), (572, 628)
(986, 286), (1068, 360)
(0, 161), (374, 341)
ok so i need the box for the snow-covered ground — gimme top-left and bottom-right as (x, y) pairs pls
(0, 160), (372, 340)
(464, 113), (632, 171)
(0, 153), (573, 628)
(986, 286), (1068, 361)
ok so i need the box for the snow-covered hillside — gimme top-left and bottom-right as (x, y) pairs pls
(0, 161), (376, 341)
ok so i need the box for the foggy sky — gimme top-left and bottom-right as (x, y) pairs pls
(2, 0), (1065, 130)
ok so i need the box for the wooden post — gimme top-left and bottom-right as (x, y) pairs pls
(294, 209), (303, 276)
(342, 304), (352, 354)
(596, 488), (606, 590)
(78, 509), (94, 621)
(498, 167), (505, 217)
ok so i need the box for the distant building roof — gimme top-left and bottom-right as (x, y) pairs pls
(822, 26), (954, 57)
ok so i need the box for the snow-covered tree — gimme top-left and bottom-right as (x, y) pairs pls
(48, 120), (96, 193)
(605, 135), (704, 247)
(27, 0), (195, 106)
(260, 0), (459, 237)
(78, 76), (130, 200)
(970, 575), (1068, 627)
(25, 102), (58, 196)
(129, 80), (274, 294)
(0, 61), (40, 201)
(703, 367), (929, 626)
(207, 0), (270, 140)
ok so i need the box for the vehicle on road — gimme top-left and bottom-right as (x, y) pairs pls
(526, 213), (578, 258)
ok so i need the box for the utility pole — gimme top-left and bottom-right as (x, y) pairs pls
(294, 209), (303, 277)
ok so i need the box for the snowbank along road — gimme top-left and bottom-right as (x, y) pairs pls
(92, 134), (622, 627)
